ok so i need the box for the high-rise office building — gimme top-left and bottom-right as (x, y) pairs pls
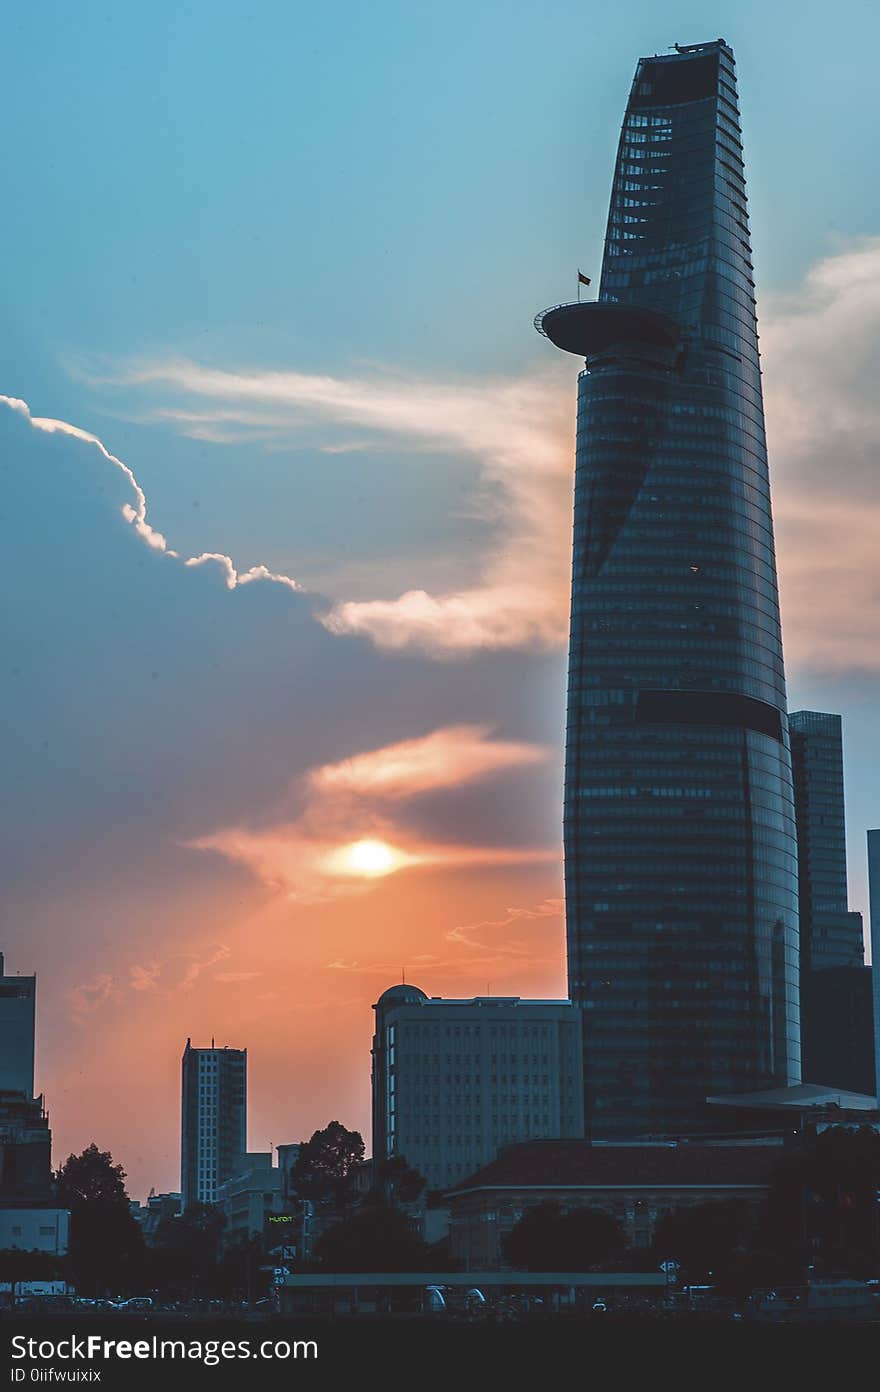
(869, 831), (880, 1100)
(0, 952), (69, 1256)
(789, 711), (869, 1092)
(180, 1040), (247, 1209)
(536, 39), (800, 1138)
(789, 711), (863, 970)
(372, 986), (584, 1190)
(0, 951), (36, 1097)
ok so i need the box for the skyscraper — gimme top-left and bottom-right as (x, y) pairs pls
(789, 712), (869, 1092)
(180, 1040), (247, 1209)
(536, 40), (800, 1138)
(868, 831), (880, 1099)
(0, 952), (69, 1257)
(0, 951), (36, 1098)
(789, 711), (863, 970)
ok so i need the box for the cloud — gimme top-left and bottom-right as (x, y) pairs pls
(324, 899), (564, 981)
(129, 962), (162, 992)
(761, 238), (880, 674)
(87, 356), (575, 656)
(0, 394), (302, 598)
(67, 945), (239, 1019)
(187, 725), (555, 901)
(446, 897), (564, 952)
(68, 973), (120, 1020)
(326, 957), (440, 975)
(308, 724), (546, 800)
(78, 238), (880, 671)
(189, 823), (557, 902)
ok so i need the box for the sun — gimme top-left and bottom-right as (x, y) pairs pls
(344, 838), (398, 877)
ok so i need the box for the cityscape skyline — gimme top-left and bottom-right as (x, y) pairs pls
(2, 4), (879, 1200)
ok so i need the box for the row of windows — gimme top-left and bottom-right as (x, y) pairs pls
(395, 1052), (557, 1067)
(567, 582), (779, 628)
(582, 386), (766, 438)
(576, 427), (768, 483)
(391, 1022), (559, 1039)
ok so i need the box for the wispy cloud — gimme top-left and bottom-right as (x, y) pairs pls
(67, 944), (241, 1019)
(324, 899), (564, 981)
(77, 239), (880, 672)
(0, 394), (303, 598)
(188, 725), (555, 901)
(16, 235), (880, 674)
(85, 356), (575, 656)
(309, 724), (546, 800)
(68, 973), (120, 1021)
(446, 897), (564, 952)
(761, 237), (880, 673)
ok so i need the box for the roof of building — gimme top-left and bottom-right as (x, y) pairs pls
(374, 985), (574, 1011)
(447, 1140), (782, 1196)
(706, 1083), (878, 1111)
(374, 984), (429, 1008)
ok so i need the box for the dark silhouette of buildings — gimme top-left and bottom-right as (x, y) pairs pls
(869, 830), (880, 1099)
(800, 967), (874, 1095)
(536, 39), (800, 1138)
(789, 711), (863, 971)
(445, 1138), (780, 1267)
(788, 711), (872, 1092)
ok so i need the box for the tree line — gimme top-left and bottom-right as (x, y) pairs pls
(2, 1125), (878, 1298)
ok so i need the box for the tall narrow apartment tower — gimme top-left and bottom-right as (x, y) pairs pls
(180, 1040), (247, 1209)
(536, 40), (800, 1138)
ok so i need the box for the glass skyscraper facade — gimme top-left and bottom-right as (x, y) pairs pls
(789, 710), (863, 971)
(537, 40), (800, 1138)
(866, 830), (880, 1100)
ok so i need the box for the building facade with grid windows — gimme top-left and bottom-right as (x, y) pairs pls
(180, 1040), (247, 1209)
(371, 986), (584, 1191)
(536, 40), (800, 1138)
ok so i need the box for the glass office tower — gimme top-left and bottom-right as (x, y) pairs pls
(536, 40), (800, 1137)
(789, 711), (863, 971)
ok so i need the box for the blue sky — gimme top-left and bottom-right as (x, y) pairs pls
(2, 0), (879, 1192)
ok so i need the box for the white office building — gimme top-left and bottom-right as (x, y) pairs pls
(180, 1041), (246, 1209)
(371, 986), (584, 1191)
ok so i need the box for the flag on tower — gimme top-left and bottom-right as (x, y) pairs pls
(578, 270), (592, 286)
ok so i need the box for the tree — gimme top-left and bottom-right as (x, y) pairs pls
(0, 1249), (62, 1301)
(373, 1155), (426, 1207)
(214, 1233), (270, 1305)
(502, 1202), (625, 1271)
(764, 1126), (880, 1280)
(290, 1122), (365, 1207)
(314, 1204), (432, 1272)
(149, 1203), (226, 1299)
(55, 1145), (145, 1296)
(653, 1200), (753, 1283)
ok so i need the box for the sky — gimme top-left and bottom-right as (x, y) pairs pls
(2, 0), (879, 1200)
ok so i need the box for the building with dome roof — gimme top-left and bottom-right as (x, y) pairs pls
(371, 986), (583, 1191)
